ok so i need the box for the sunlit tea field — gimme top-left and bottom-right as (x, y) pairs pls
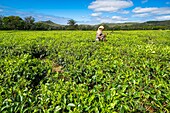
(0, 30), (170, 112)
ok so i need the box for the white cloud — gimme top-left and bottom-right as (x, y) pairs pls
(112, 16), (128, 20)
(94, 15), (129, 23)
(91, 12), (102, 17)
(155, 15), (170, 20)
(132, 7), (170, 15)
(142, 0), (148, 4)
(88, 0), (133, 12)
(77, 19), (99, 25)
(119, 10), (130, 14)
(166, 2), (170, 4)
(96, 17), (114, 23)
(132, 13), (149, 17)
(0, 9), (3, 12)
(133, 7), (158, 13)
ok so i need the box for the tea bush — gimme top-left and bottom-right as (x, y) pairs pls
(0, 30), (170, 112)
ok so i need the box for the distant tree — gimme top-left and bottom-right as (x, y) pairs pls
(78, 25), (95, 30)
(114, 25), (121, 30)
(24, 16), (35, 30)
(34, 22), (50, 30)
(67, 19), (76, 26)
(67, 19), (77, 30)
(2, 16), (24, 30)
(0, 16), (3, 29)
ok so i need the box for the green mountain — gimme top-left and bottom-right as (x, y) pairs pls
(39, 20), (61, 27)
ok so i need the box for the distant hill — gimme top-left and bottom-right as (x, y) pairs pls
(39, 20), (61, 27)
(103, 20), (170, 27)
(35, 20), (66, 30)
(37, 19), (170, 28)
(36, 19), (170, 30)
(100, 20), (170, 30)
(143, 20), (170, 26)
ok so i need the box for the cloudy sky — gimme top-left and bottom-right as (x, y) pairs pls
(0, 0), (170, 24)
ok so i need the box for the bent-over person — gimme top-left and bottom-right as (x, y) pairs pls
(96, 26), (106, 41)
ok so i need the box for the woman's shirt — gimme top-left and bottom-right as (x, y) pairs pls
(96, 30), (103, 40)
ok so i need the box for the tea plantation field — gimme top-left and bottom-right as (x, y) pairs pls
(0, 30), (170, 112)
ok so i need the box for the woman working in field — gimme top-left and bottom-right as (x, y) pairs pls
(96, 26), (106, 41)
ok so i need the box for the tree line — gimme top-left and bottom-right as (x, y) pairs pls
(0, 16), (170, 30)
(0, 16), (53, 30)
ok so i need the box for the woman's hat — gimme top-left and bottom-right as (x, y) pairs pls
(98, 26), (104, 29)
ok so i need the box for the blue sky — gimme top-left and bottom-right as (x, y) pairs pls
(0, 0), (170, 24)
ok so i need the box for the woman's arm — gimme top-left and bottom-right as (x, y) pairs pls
(96, 33), (103, 39)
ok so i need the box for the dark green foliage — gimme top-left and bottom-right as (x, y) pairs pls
(24, 16), (35, 30)
(2, 16), (25, 30)
(67, 19), (78, 30)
